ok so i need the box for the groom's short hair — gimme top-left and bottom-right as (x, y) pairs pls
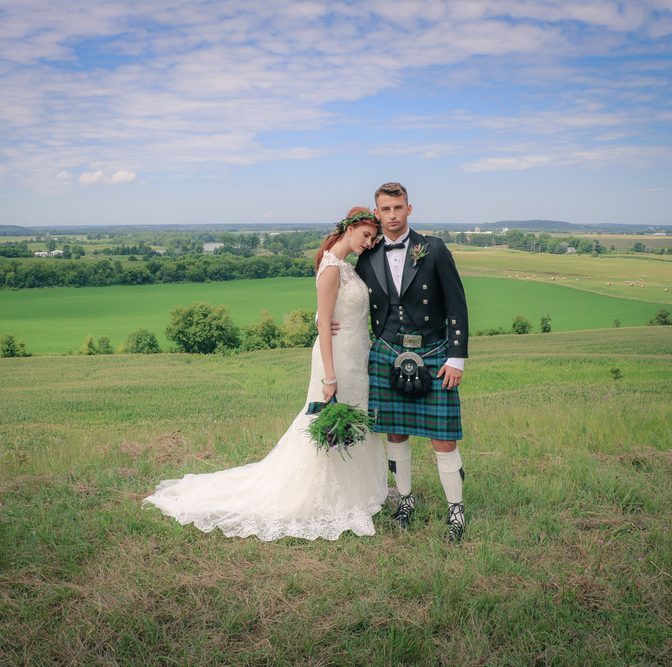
(375, 182), (408, 204)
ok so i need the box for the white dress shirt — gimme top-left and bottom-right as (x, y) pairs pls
(383, 232), (464, 373)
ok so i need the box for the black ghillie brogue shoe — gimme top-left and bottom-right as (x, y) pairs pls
(446, 502), (465, 544)
(392, 493), (415, 528)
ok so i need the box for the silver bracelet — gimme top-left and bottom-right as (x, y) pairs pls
(321, 377), (337, 385)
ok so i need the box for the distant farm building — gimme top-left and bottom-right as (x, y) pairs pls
(203, 242), (224, 253)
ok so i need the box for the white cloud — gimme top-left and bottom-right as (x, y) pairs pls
(78, 169), (136, 185)
(462, 156), (553, 172)
(109, 169), (136, 184)
(79, 170), (104, 185)
(369, 143), (457, 159)
(461, 145), (672, 172)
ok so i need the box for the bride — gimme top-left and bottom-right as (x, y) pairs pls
(144, 208), (388, 540)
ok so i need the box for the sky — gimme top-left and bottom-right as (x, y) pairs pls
(1, 0), (671, 227)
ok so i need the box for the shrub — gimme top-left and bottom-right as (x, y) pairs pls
(122, 329), (162, 354)
(540, 314), (552, 333)
(97, 336), (114, 354)
(0, 334), (30, 357)
(474, 326), (507, 336)
(165, 303), (240, 354)
(648, 308), (671, 326)
(80, 336), (98, 355)
(280, 309), (318, 348)
(240, 310), (282, 351)
(511, 315), (533, 334)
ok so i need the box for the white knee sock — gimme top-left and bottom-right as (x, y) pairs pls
(387, 439), (412, 496)
(436, 448), (463, 505)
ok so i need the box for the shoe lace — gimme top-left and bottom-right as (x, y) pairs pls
(394, 494), (415, 521)
(447, 502), (465, 540)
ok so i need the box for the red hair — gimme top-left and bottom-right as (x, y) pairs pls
(314, 207), (378, 271)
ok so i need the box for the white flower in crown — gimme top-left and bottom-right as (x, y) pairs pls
(411, 243), (429, 266)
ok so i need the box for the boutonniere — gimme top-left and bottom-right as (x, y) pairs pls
(410, 243), (429, 266)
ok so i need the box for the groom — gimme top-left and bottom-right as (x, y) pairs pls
(355, 182), (469, 542)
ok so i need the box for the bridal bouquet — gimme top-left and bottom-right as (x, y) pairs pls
(306, 400), (372, 460)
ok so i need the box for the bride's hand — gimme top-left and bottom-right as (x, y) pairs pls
(322, 381), (337, 402)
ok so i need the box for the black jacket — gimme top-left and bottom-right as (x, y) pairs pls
(355, 229), (468, 357)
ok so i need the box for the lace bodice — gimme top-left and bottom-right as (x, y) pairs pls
(316, 251), (370, 337)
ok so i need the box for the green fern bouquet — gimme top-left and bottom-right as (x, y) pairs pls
(307, 402), (372, 460)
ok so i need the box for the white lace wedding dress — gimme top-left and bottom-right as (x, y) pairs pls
(144, 251), (388, 540)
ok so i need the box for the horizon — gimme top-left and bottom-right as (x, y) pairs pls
(3, 219), (672, 234)
(1, 1), (671, 227)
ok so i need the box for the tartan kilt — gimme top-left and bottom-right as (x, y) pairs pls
(368, 338), (463, 441)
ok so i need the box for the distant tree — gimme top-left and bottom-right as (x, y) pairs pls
(240, 310), (282, 351)
(576, 239), (594, 254)
(0, 242), (31, 258)
(631, 242), (646, 252)
(592, 239), (606, 255)
(80, 336), (98, 355)
(0, 334), (30, 357)
(166, 303), (240, 353)
(511, 315), (533, 334)
(613, 318), (621, 328)
(122, 329), (162, 354)
(648, 309), (672, 326)
(540, 314), (552, 333)
(281, 309), (318, 347)
(97, 336), (114, 354)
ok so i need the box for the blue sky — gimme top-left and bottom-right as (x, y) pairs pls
(1, 0), (671, 227)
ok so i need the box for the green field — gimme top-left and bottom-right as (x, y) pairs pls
(1, 327), (670, 664)
(1, 274), (670, 354)
(452, 247), (672, 303)
(1, 249), (671, 355)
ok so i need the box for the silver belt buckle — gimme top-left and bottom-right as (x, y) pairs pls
(402, 334), (422, 348)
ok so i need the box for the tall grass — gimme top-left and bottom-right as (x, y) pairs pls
(1, 327), (671, 665)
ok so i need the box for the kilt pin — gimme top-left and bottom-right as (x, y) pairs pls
(355, 229), (469, 441)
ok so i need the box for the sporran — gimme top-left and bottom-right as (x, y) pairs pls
(390, 351), (433, 398)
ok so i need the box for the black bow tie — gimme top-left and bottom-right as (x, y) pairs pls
(384, 241), (406, 251)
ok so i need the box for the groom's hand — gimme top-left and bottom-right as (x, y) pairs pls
(330, 319), (340, 336)
(437, 365), (462, 390)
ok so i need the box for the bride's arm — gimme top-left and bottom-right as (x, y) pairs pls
(316, 265), (340, 401)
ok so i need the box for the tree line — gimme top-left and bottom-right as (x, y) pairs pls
(0, 254), (314, 288)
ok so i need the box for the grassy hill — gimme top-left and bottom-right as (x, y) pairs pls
(1, 326), (670, 664)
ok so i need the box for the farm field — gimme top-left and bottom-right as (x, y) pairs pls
(1, 275), (670, 354)
(452, 247), (672, 303)
(569, 233), (672, 250)
(1, 326), (670, 664)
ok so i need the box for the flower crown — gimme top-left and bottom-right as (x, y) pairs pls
(334, 210), (380, 234)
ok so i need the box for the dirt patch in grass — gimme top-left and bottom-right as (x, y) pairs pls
(120, 430), (214, 465)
